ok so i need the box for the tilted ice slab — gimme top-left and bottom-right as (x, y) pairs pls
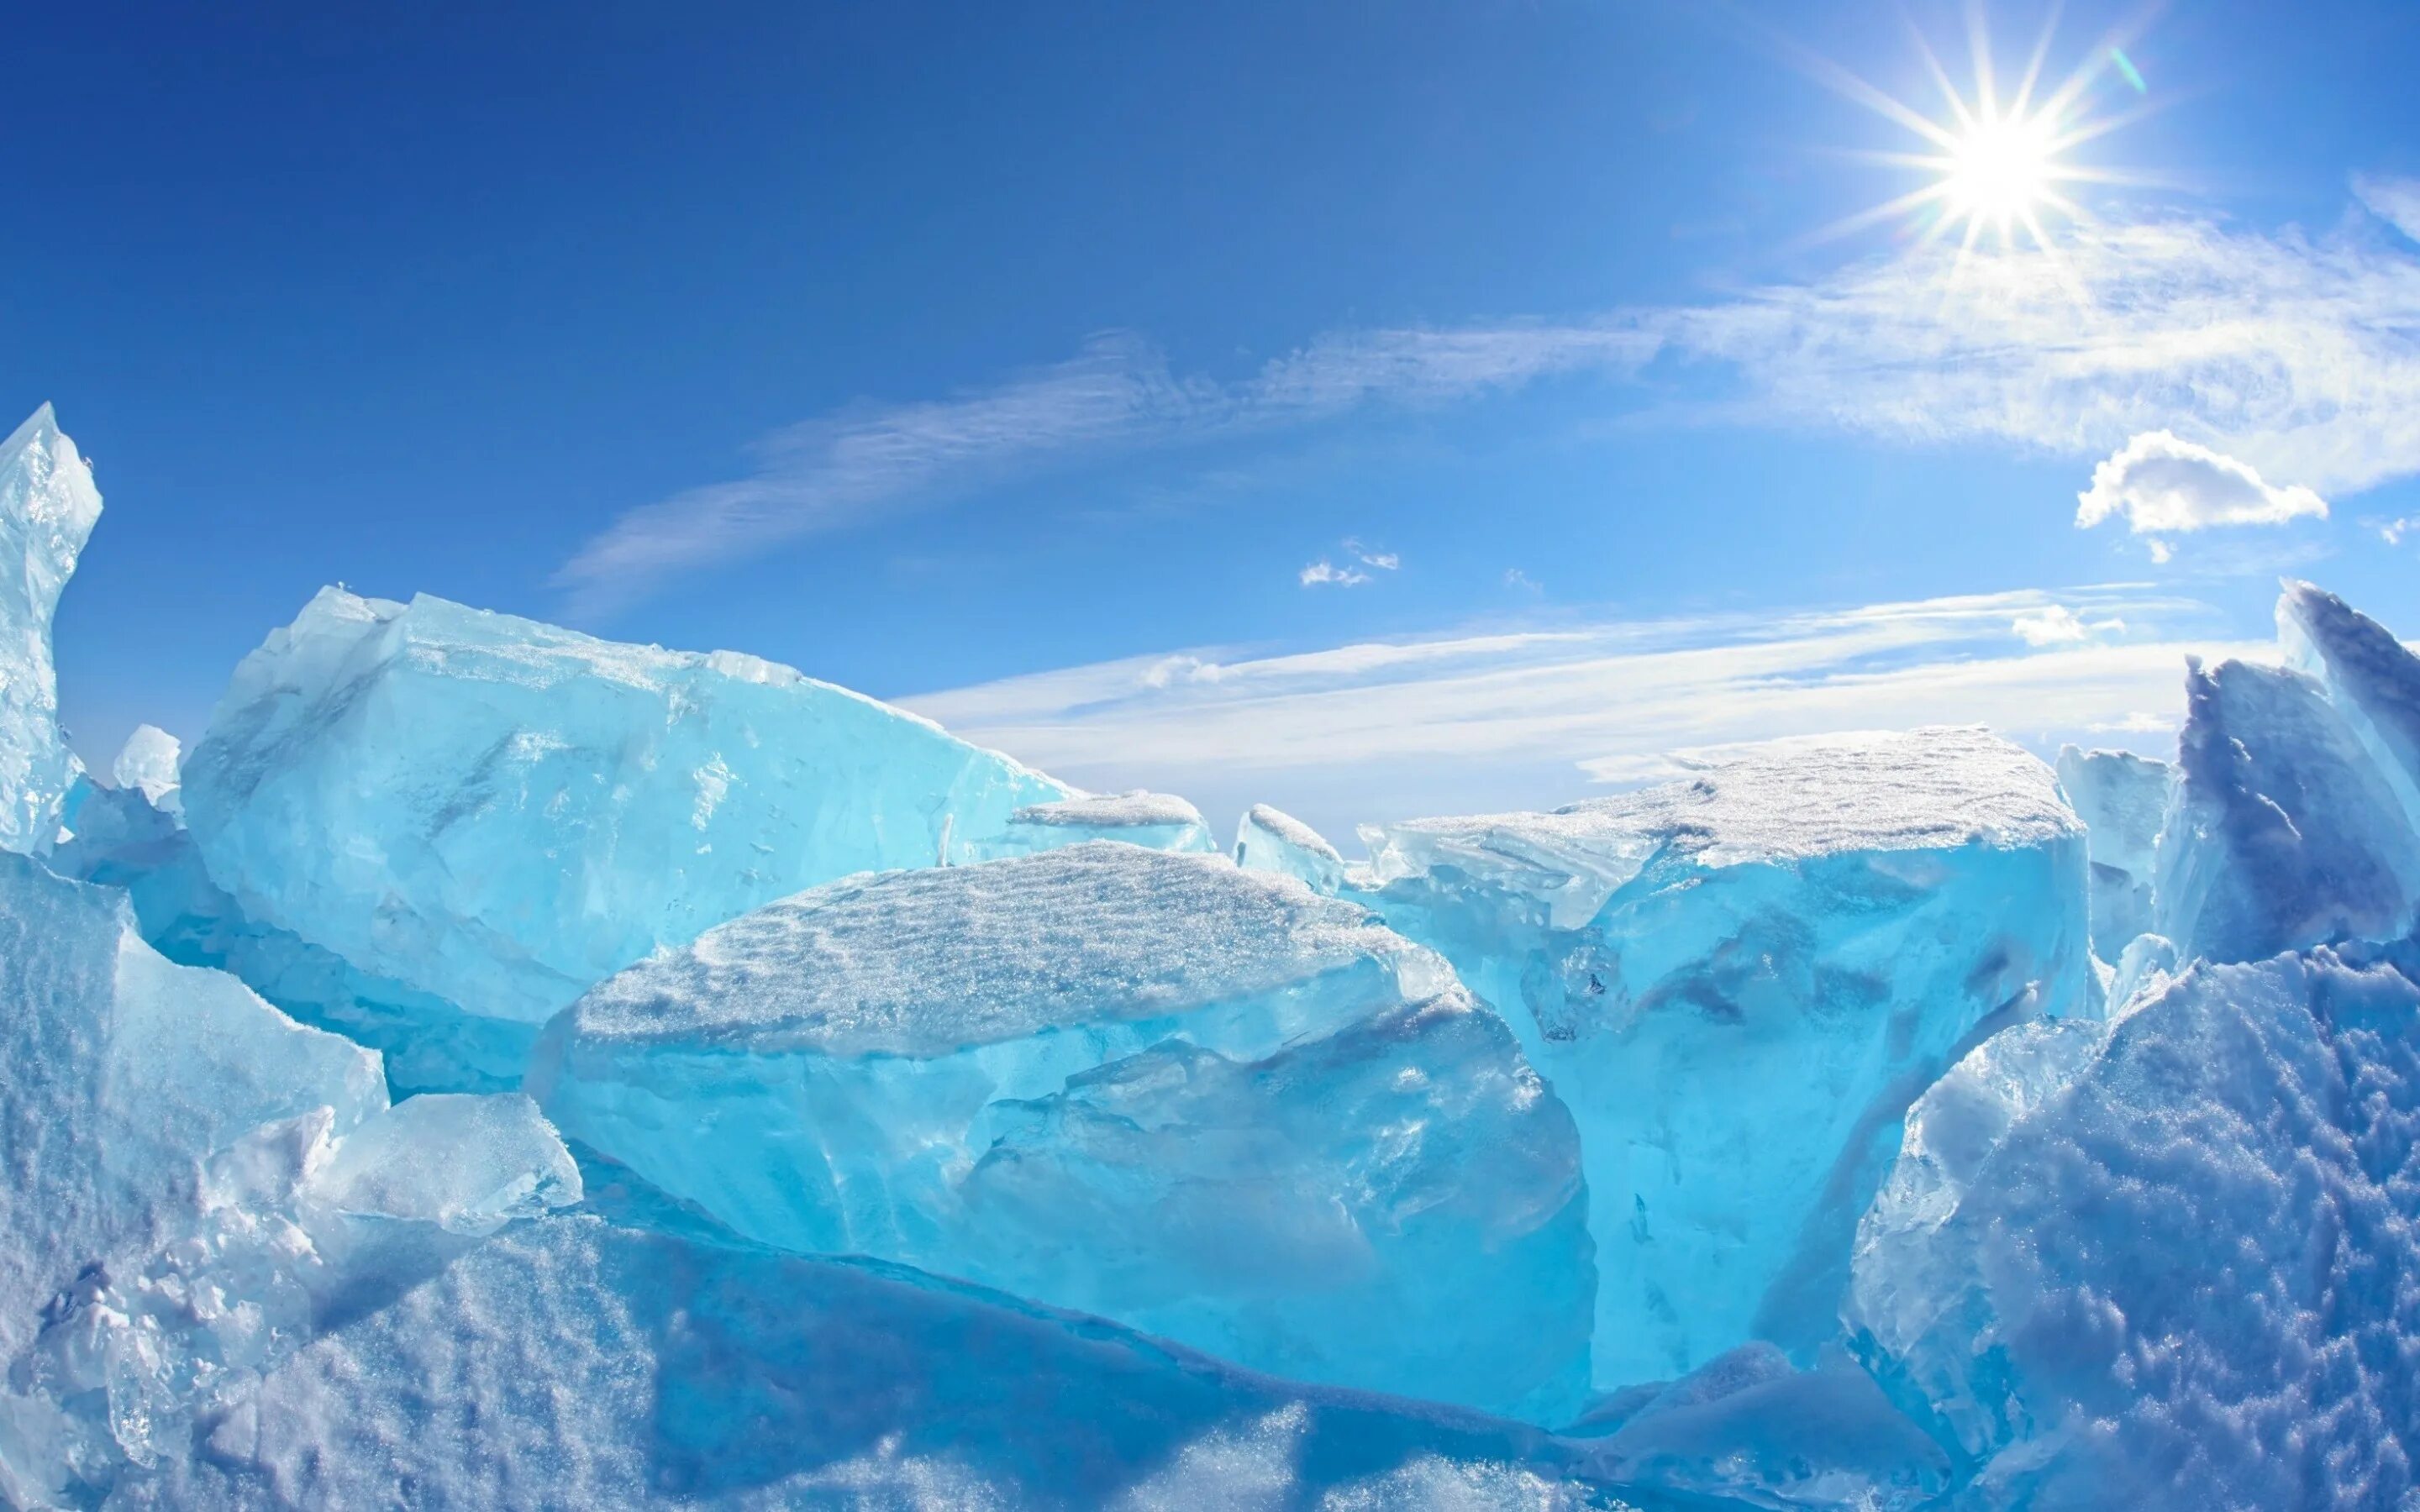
(2054, 746), (2170, 963)
(970, 788), (1220, 858)
(2153, 655), (2420, 964)
(182, 588), (1073, 1028)
(1355, 727), (2096, 1389)
(0, 407), (102, 855)
(2282, 579), (2420, 837)
(0, 849), (579, 1502)
(1847, 948), (2420, 1509)
(1234, 801), (1346, 893)
(531, 843), (1594, 1422)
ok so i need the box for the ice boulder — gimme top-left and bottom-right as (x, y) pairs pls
(182, 588), (1074, 1029)
(971, 788), (1219, 858)
(0, 406), (103, 854)
(530, 843), (1593, 1422)
(1353, 727), (2096, 1389)
(1846, 948), (2420, 1509)
(1234, 801), (1346, 892)
(110, 723), (182, 812)
(2153, 656), (2420, 963)
(2282, 579), (2420, 834)
(2054, 746), (2170, 962)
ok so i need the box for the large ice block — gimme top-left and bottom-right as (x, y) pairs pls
(182, 588), (1074, 1027)
(1353, 727), (2096, 1389)
(1847, 948), (2420, 1509)
(2054, 746), (2170, 962)
(2281, 579), (2420, 834)
(1234, 801), (1346, 892)
(530, 843), (1593, 1421)
(2153, 656), (2420, 963)
(0, 407), (103, 854)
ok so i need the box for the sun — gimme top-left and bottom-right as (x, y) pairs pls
(1939, 113), (2062, 230)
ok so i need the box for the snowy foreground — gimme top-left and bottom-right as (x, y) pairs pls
(2, 403), (2417, 1510)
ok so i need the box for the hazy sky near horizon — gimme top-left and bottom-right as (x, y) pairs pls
(11, 0), (2418, 837)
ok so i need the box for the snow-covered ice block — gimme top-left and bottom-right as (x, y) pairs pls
(2054, 745), (2170, 962)
(0, 407), (102, 855)
(531, 843), (1593, 1421)
(1354, 727), (2096, 1389)
(1847, 948), (2420, 1509)
(1234, 801), (1346, 892)
(182, 588), (1074, 1028)
(2153, 656), (2420, 963)
(971, 788), (1220, 858)
(124, 1210), (1624, 1509)
(2282, 579), (2420, 835)
(109, 724), (182, 812)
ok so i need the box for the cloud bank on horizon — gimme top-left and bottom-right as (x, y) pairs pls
(555, 179), (2420, 620)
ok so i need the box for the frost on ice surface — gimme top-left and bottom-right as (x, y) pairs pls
(1234, 801), (1346, 893)
(182, 588), (1072, 1030)
(2053, 745), (2170, 962)
(108, 725), (182, 811)
(1355, 727), (2096, 1389)
(2152, 656), (2420, 963)
(1847, 948), (2420, 1510)
(531, 843), (1594, 1421)
(972, 788), (1220, 858)
(0, 407), (103, 856)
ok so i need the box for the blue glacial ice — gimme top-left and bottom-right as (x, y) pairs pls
(2283, 578), (2420, 834)
(2153, 654), (2420, 963)
(0, 407), (102, 856)
(1353, 727), (2097, 1389)
(529, 842), (1595, 1422)
(2054, 744), (2170, 962)
(1847, 947), (2420, 1509)
(1234, 801), (1347, 892)
(182, 587), (1074, 1032)
(969, 787), (1220, 858)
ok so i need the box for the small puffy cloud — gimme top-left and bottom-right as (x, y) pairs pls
(2356, 173), (2420, 244)
(2011, 606), (2125, 646)
(1299, 559), (1370, 587)
(1342, 538), (1399, 572)
(2381, 516), (2417, 547)
(2146, 539), (2175, 564)
(2075, 431), (2328, 537)
(1503, 568), (1542, 594)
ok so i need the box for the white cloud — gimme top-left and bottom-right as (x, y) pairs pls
(1299, 559), (1370, 588)
(2075, 430), (2328, 536)
(2357, 174), (2420, 244)
(1343, 538), (1399, 571)
(2381, 516), (2417, 546)
(2010, 605), (2126, 645)
(904, 586), (2262, 838)
(1504, 568), (1542, 595)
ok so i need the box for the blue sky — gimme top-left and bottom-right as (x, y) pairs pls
(12, 0), (2419, 837)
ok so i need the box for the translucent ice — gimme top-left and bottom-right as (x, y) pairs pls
(530, 843), (1593, 1421)
(109, 724), (182, 812)
(2053, 745), (2170, 962)
(2152, 656), (2420, 963)
(2282, 578), (2420, 834)
(1234, 801), (1346, 892)
(182, 588), (1073, 1028)
(1847, 948), (2420, 1509)
(0, 406), (103, 854)
(1354, 727), (2096, 1389)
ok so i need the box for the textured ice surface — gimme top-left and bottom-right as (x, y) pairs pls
(1355, 727), (2096, 1388)
(1235, 801), (1346, 892)
(973, 789), (1220, 858)
(533, 843), (1594, 1422)
(120, 1209), (1636, 1510)
(1848, 948), (2420, 1509)
(2054, 746), (2170, 962)
(2284, 579), (2420, 835)
(0, 407), (102, 855)
(2154, 656), (2420, 963)
(108, 724), (182, 811)
(182, 588), (1072, 1027)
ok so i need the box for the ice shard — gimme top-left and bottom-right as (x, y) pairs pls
(971, 789), (1219, 858)
(2281, 578), (2420, 833)
(530, 843), (1594, 1421)
(182, 588), (1074, 1029)
(1353, 727), (2096, 1389)
(109, 724), (183, 812)
(0, 406), (103, 855)
(2054, 745), (2170, 962)
(1234, 801), (1346, 892)
(1847, 948), (2420, 1509)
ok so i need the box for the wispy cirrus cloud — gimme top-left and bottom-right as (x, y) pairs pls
(902, 585), (2262, 840)
(559, 181), (2420, 616)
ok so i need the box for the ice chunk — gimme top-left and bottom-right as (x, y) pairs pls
(1234, 801), (1345, 892)
(2054, 745), (2170, 962)
(530, 843), (1593, 1421)
(1847, 948), (2420, 1508)
(129, 1212), (1624, 1509)
(974, 789), (1219, 857)
(0, 407), (103, 854)
(182, 588), (1074, 1027)
(1354, 727), (2096, 1389)
(2281, 579), (2420, 833)
(109, 724), (182, 812)
(306, 1093), (580, 1236)
(2153, 656), (2420, 963)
